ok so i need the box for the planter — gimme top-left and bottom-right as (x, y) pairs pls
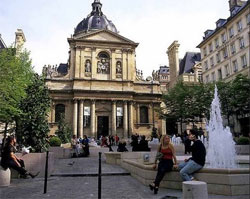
(49, 146), (71, 159)
(15, 152), (55, 178)
(0, 166), (10, 187)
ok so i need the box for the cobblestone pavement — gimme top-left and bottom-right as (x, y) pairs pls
(0, 147), (249, 199)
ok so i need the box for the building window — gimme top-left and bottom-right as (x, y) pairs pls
(229, 27), (234, 38)
(218, 69), (222, 80)
(206, 75), (209, 83)
(212, 72), (216, 82)
(247, 13), (250, 25)
(203, 47), (207, 57)
(116, 107), (123, 128)
(210, 56), (214, 67)
(55, 104), (65, 122)
(209, 43), (213, 52)
(239, 37), (245, 49)
(224, 64), (230, 76)
(233, 60), (238, 72)
(231, 43), (236, 54)
(215, 38), (219, 48)
(97, 52), (110, 74)
(204, 60), (208, 70)
(223, 48), (228, 58)
(237, 20), (243, 32)
(84, 107), (91, 127)
(221, 33), (226, 43)
(241, 54), (247, 68)
(140, 106), (149, 124)
(216, 53), (221, 63)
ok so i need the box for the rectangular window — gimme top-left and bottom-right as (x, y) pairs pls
(116, 107), (123, 128)
(231, 43), (236, 54)
(247, 13), (250, 25)
(239, 37), (245, 49)
(212, 72), (216, 82)
(209, 43), (213, 52)
(221, 33), (226, 43)
(215, 38), (219, 48)
(206, 75), (209, 83)
(210, 56), (214, 67)
(233, 60), (238, 72)
(229, 27), (234, 38)
(84, 107), (91, 127)
(203, 47), (207, 57)
(237, 20), (243, 32)
(241, 54), (247, 68)
(216, 53), (221, 63)
(218, 69), (222, 80)
(224, 64), (230, 76)
(204, 60), (208, 70)
(223, 48), (228, 58)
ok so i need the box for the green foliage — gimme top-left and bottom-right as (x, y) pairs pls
(55, 115), (72, 144)
(236, 136), (250, 145)
(49, 136), (62, 147)
(0, 48), (33, 123)
(16, 74), (51, 152)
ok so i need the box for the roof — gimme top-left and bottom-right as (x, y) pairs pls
(179, 52), (201, 75)
(197, 0), (249, 48)
(57, 63), (68, 75)
(74, 0), (117, 36)
(0, 34), (7, 49)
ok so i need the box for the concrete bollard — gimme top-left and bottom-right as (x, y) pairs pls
(183, 181), (208, 199)
(0, 167), (11, 187)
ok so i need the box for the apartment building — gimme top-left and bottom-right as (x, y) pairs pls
(197, 0), (250, 83)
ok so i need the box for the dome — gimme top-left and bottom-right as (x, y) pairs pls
(74, 0), (118, 35)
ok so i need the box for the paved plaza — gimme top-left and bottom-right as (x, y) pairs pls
(0, 147), (249, 199)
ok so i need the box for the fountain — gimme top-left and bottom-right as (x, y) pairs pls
(206, 85), (237, 168)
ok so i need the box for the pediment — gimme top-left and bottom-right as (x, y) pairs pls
(75, 30), (137, 45)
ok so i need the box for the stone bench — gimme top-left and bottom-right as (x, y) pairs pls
(183, 181), (208, 199)
(49, 147), (71, 159)
(0, 167), (10, 187)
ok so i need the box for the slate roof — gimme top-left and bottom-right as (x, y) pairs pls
(179, 52), (201, 75)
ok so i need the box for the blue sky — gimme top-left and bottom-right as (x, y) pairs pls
(0, 0), (230, 77)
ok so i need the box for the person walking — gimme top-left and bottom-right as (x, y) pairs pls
(149, 135), (177, 194)
(178, 129), (206, 181)
(0, 136), (39, 178)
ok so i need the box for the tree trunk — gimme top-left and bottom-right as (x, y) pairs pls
(1, 122), (8, 153)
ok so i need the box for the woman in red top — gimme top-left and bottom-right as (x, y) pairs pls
(149, 135), (177, 194)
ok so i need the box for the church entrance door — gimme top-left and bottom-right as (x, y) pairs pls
(97, 116), (109, 139)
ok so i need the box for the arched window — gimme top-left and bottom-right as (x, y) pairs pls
(140, 106), (149, 123)
(97, 52), (110, 74)
(55, 104), (65, 122)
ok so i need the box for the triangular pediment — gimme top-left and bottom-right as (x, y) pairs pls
(75, 30), (137, 45)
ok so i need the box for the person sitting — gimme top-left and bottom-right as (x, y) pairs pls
(71, 135), (78, 157)
(130, 135), (139, 151)
(138, 135), (150, 151)
(178, 129), (206, 181)
(0, 136), (39, 178)
(81, 135), (90, 157)
(117, 140), (128, 152)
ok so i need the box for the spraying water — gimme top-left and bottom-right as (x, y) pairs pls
(206, 85), (237, 168)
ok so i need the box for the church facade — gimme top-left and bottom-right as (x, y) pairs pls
(44, 0), (164, 139)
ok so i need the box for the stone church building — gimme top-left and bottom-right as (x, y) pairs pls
(44, 0), (164, 139)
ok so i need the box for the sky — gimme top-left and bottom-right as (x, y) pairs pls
(0, 0), (230, 77)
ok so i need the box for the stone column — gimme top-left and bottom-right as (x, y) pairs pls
(122, 49), (127, 80)
(91, 100), (96, 138)
(128, 101), (134, 136)
(136, 103), (140, 124)
(51, 102), (55, 123)
(91, 48), (97, 79)
(123, 101), (128, 138)
(73, 99), (78, 136)
(79, 100), (84, 138)
(112, 100), (117, 135)
(111, 49), (116, 80)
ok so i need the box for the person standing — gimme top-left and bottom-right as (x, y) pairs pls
(0, 136), (39, 178)
(149, 135), (177, 194)
(178, 129), (206, 181)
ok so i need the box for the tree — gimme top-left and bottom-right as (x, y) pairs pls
(0, 48), (33, 147)
(55, 115), (72, 144)
(16, 74), (51, 152)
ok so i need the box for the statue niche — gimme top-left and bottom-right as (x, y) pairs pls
(85, 59), (92, 73)
(116, 61), (122, 74)
(97, 52), (110, 74)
